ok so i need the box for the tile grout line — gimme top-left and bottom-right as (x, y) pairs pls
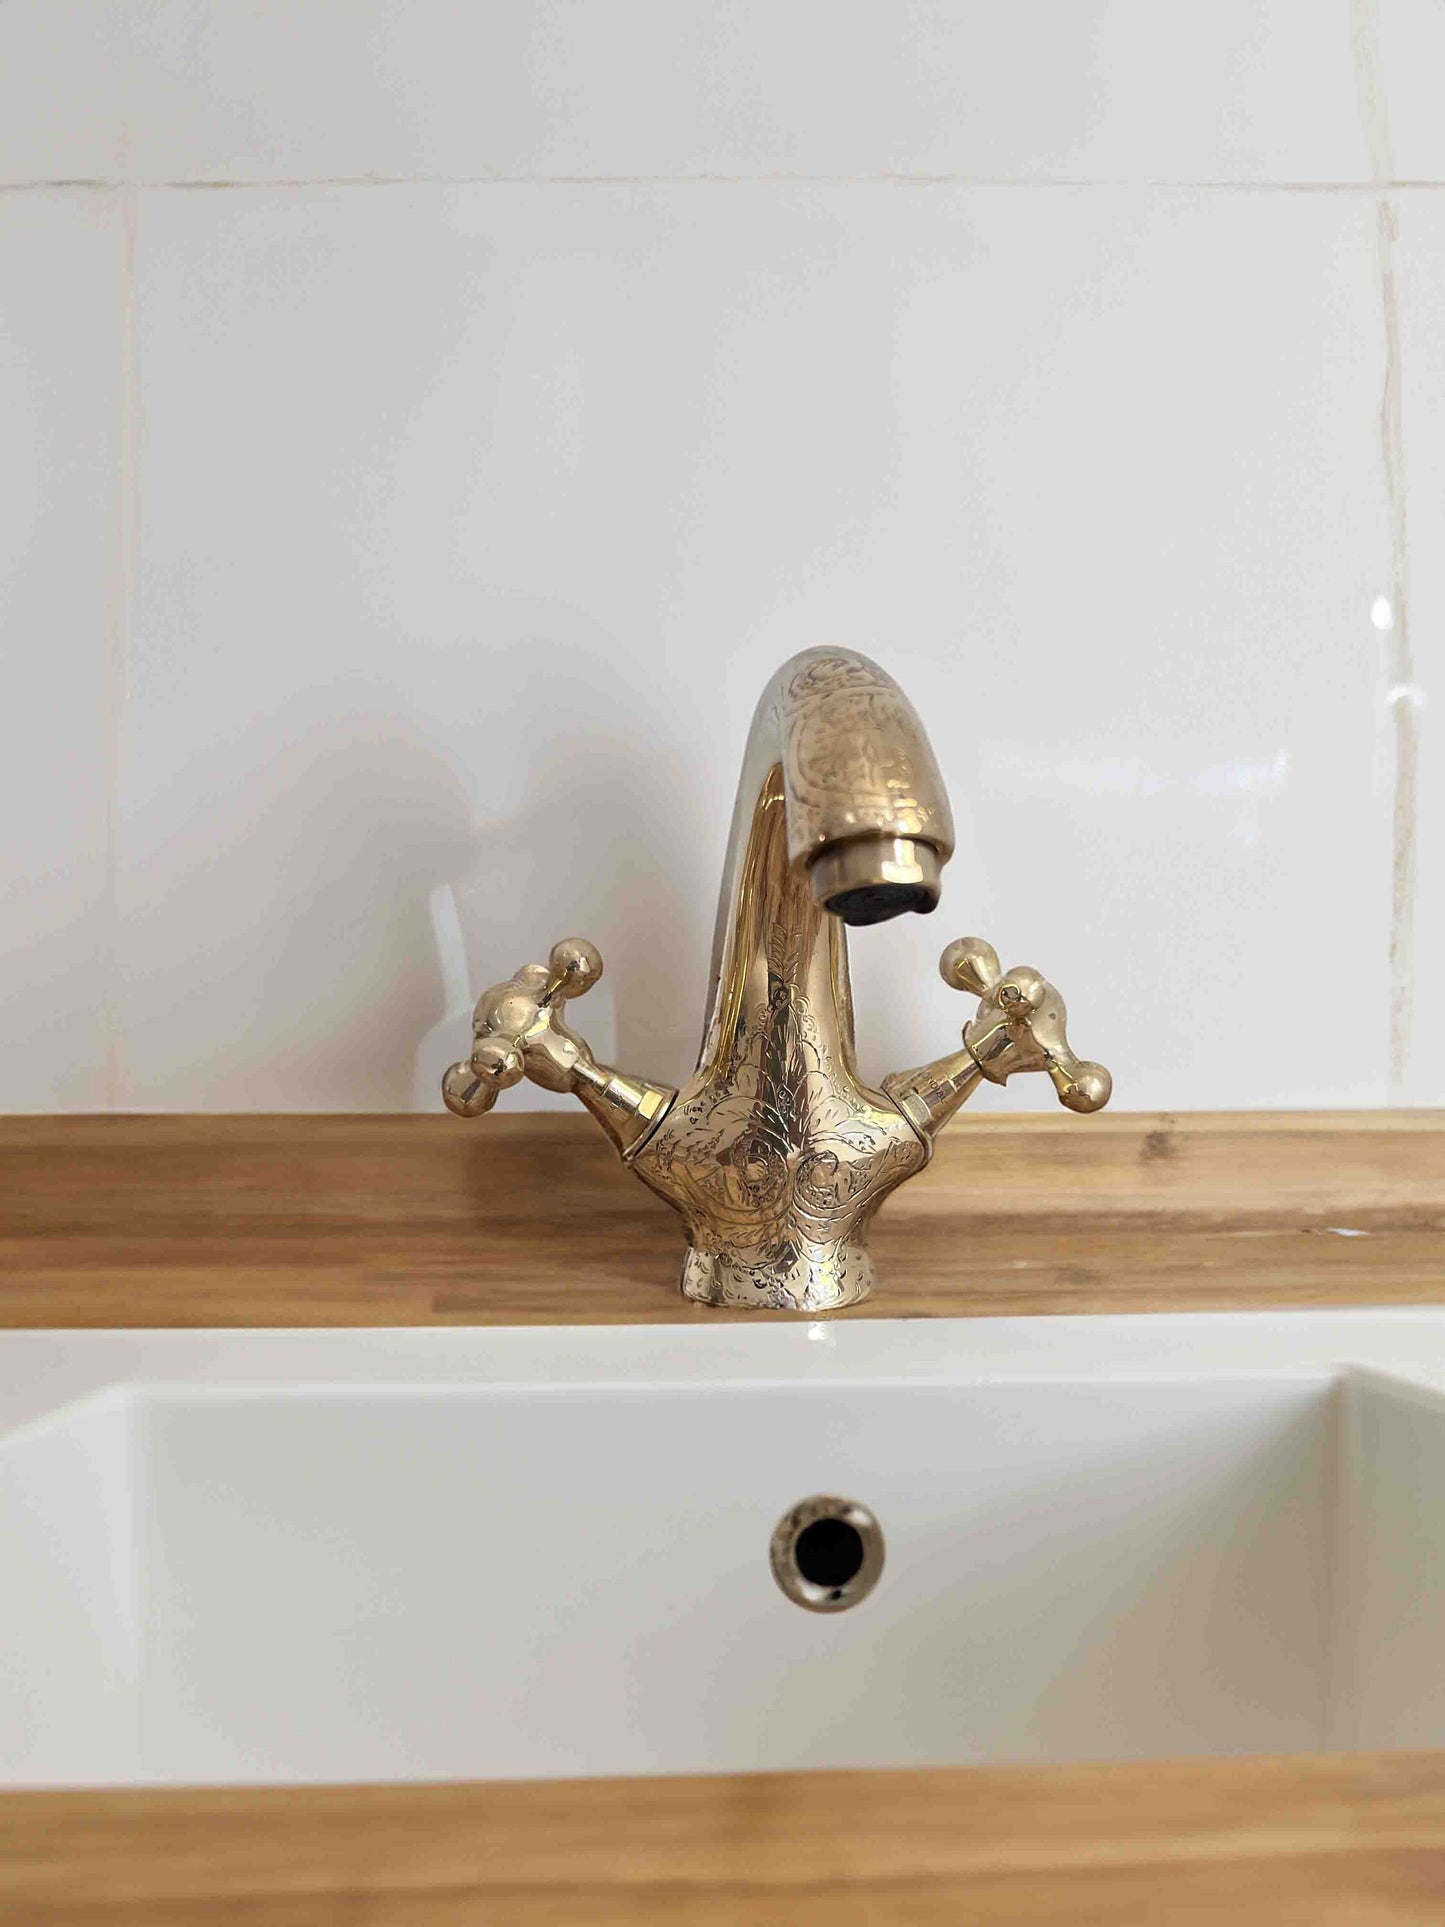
(101, 181), (139, 1111)
(9, 174), (1445, 195)
(1377, 203), (1417, 1104)
(1352, 0), (1416, 1102)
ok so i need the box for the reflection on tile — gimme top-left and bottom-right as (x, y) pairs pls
(0, 192), (121, 1107)
(120, 0), (1366, 186)
(122, 183), (1392, 1111)
(1396, 198), (1443, 1103)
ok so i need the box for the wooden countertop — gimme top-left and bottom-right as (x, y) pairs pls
(1, 1109), (1442, 1326)
(8, 1751), (1445, 1925)
(2, 1109), (1444, 1923)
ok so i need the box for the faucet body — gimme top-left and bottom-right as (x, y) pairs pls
(629, 757), (927, 1310)
(445, 649), (1110, 1312)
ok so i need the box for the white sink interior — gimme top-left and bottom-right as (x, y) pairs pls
(5, 1312), (1445, 1787)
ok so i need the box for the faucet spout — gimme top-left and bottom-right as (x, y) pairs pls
(697, 648), (955, 1075)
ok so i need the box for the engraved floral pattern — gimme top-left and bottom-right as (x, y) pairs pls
(779, 651), (952, 860)
(631, 746), (926, 1312)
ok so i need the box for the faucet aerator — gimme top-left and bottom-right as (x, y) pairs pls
(809, 834), (943, 926)
(825, 884), (936, 927)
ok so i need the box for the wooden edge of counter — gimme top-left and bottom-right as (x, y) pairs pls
(0, 1109), (1441, 1326)
(4, 1751), (1445, 1923)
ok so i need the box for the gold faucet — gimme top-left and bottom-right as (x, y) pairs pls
(444, 649), (1110, 1312)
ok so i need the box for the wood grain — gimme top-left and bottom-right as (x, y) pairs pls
(1, 1109), (1442, 1327)
(6, 1752), (1445, 1924)
(4, 1110), (1445, 1922)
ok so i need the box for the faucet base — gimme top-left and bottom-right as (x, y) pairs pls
(679, 1242), (876, 1313)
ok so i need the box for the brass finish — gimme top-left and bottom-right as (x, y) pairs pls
(808, 836), (942, 924)
(442, 938), (673, 1157)
(770, 1494), (886, 1614)
(884, 936), (1112, 1142)
(445, 648), (1110, 1311)
(630, 759), (925, 1311)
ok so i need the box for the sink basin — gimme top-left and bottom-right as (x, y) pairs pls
(5, 1311), (1445, 1788)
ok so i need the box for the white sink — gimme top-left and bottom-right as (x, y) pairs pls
(5, 1310), (1445, 1788)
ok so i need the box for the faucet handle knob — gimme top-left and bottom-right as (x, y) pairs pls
(938, 935), (1005, 1000)
(442, 937), (604, 1118)
(939, 936), (1112, 1114)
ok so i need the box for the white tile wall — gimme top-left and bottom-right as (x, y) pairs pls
(0, 6), (126, 184)
(1, 3), (1367, 189)
(0, 192), (124, 1108)
(0, 4), (1438, 1113)
(1378, 0), (1445, 182)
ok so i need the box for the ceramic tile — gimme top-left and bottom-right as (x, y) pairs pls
(0, 5), (126, 183)
(121, 183), (1392, 1111)
(122, 1), (1367, 186)
(1397, 197), (1444, 1103)
(1377, 0), (1445, 182)
(0, 191), (122, 1108)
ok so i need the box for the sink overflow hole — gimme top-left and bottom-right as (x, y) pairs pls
(793, 1517), (866, 1590)
(770, 1495), (884, 1613)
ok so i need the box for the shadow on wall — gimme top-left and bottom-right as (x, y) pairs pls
(431, 658), (711, 1113)
(120, 654), (712, 1112)
(121, 701), (478, 1110)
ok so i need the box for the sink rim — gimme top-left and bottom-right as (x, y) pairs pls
(5, 1307), (1445, 1441)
